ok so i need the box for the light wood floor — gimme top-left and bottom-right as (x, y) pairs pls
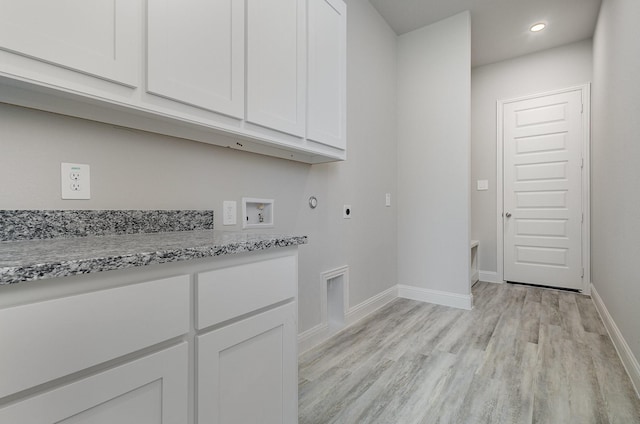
(299, 282), (640, 424)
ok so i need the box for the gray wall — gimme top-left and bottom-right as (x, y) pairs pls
(592, 0), (640, 363)
(471, 39), (593, 275)
(397, 12), (471, 296)
(0, 0), (398, 334)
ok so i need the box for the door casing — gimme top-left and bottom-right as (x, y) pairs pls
(496, 84), (591, 293)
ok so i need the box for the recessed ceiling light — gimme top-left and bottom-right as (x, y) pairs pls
(530, 23), (546, 32)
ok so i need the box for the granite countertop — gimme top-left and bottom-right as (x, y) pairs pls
(0, 210), (307, 285)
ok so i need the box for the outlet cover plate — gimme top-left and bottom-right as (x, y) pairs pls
(223, 201), (237, 226)
(61, 163), (90, 200)
(343, 205), (352, 219)
(477, 180), (489, 191)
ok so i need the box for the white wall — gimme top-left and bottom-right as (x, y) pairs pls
(298, 0), (398, 331)
(0, 0), (398, 335)
(471, 40), (593, 276)
(397, 12), (471, 301)
(592, 0), (640, 366)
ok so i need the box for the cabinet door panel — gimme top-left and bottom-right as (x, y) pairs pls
(198, 302), (297, 424)
(147, 0), (244, 118)
(307, 0), (346, 149)
(0, 343), (188, 424)
(246, 0), (305, 137)
(0, 0), (139, 86)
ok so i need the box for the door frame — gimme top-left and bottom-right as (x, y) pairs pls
(496, 84), (591, 293)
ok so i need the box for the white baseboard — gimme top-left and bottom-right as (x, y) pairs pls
(345, 285), (398, 326)
(298, 285), (398, 354)
(590, 283), (640, 398)
(479, 270), (501, 283)
(397, 285), (473, 310)
(297, 322), (330, 355)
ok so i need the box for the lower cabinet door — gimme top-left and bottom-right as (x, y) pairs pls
(197, 302), (297, 424)
(0, 343), (188, 424)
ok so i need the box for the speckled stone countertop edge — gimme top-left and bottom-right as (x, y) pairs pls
(0, 233), (307, 285)
(0, 210), (214, 241)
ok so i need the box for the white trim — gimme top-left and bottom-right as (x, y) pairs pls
(345, 285), (398, 325)
(397, 285), (473, 310)
(496, 84), (591, 292)
(298, 283), (397, 355)
(479, 270), (501, 283)
(581, 84), (592, 295)
(590, 284), (640, 398)
(319, 265), (349, 327)
(297, 322), (330, 355)
(497, 97), (505, 283)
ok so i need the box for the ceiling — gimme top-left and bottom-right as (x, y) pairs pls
(368, 0), (602, 67)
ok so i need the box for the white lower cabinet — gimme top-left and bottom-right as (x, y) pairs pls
(197, 302), (298, 424)
(0, 250), (300, 424)
(0, 343), (188, 424)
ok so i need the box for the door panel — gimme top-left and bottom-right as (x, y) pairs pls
(246, 0), (305, 136)
(0, 0), (139, 86)
(307, 0), (347, 149)
(503, 90), (583, 289)
(147, 0), (245, 117)
(197, 302), (297, 424)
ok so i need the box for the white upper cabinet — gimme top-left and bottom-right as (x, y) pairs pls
(0, 0), (139, 87)
(0, 0), (346, 163)
(307, 0), (347, 149)
(246, 0), (306, 137)
(147, 0), (245, 118)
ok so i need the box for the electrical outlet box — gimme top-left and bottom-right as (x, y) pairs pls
(242, 197), (274, 229)
(223, 201), (237, 226)
(343, 205), (352, 219)
(61, 163), (90, 200)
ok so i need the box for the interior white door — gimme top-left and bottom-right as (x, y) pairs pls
(503, 89), (584, 290)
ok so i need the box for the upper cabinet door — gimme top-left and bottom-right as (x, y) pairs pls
(0, 0), (140, 87)
(307, 0), (346, 150)
(147, 0), (245, 118)
(246, 0), (306, 137)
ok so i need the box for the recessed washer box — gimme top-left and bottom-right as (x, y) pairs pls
(242, 198), (274, 229)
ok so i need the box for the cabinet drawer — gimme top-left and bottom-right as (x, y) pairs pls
(196, 255), (296, 329)
(0, 275), (190, 399)
(0, 343), (188, 424)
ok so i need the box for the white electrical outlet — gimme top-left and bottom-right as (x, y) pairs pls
(385, 193), (391, 207)
(223, 201), (237, 226)
(61, 163), (90, 200)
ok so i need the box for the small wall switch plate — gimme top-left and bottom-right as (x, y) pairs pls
(343, 205), (352, 219)
(223, 201), (237, 226)
(61, 163), (90, 200)
(477, 180), (489, 191)
(385, 193), (391, 207)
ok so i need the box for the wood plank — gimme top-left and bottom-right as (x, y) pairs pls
(299, 282), (640, 424)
